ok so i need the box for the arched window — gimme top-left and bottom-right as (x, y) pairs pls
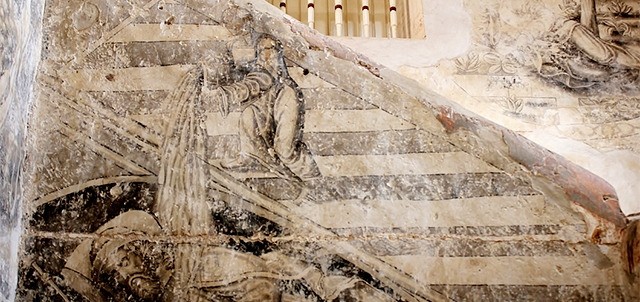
(266, 0), (426, 39)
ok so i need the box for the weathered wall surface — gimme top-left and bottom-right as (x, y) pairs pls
(424, 0), (640, 215)
(346, 0), (640, 216)
(9, 0), (638, 301)
(0, 0), (43, 301)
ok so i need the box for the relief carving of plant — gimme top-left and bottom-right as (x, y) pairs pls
(608, 0), (634, 17)
(580, 97), (640, 121)
(454, 52), (481, 74)
(501, 95), (525, 114)
(514, 2), (542, 20)
(484, 52), (518, 74)
(579, 97), (617, 106)
(480, 9), (503, 50)
(601, 19), (631, 36)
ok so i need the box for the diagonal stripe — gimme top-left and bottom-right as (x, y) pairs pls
(59, 65), (192, 91)
(314, 153), (499, 176)
(330, 224), (585, 238)
(31, 176), (157, 208)
(110, 24), (232, 42)
(206, 130), (459, 159)
(41, 82), (162, 150)
(431, 285), (628, 302)
(58, 124), (153, 176)
(302, 88), (377, 110)
(381, 255), (625, 286)
(348, 238), (584, 257)
(204, 109), (417, 135)
(80, 41), (229, 69)
(87, 91), (169, 113)
(245, 173), (539, 202)
(296, 195), (583, 229)
(304, 130), (459, 155)
(305, 109), (415, 132)
(288, 67), (336, 89)
(87, 87), (372, 111)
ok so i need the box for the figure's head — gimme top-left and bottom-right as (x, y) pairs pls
(84, 211), (165, 301)
(97, 242), (162, 301)
(254, 34), (283, 69)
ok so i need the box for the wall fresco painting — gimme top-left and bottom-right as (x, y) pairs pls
(16, 1), (636, 301)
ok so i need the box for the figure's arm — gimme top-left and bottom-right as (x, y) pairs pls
(201, 71), (274, 117)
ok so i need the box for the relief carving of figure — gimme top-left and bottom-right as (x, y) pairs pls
(537, 0), (640, 89)
(64, 31), (393, 301)
(151, 33), (325, 298)
(62, 210), (393, 301)
(201, 34), (321, 182)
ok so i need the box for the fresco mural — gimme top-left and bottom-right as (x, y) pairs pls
(449, 0), (640, 89)
(444, 0), (640, 137)
(390, 0), (640, 217)
(15, 0), (636, 301)
(537, 0), (640, 89)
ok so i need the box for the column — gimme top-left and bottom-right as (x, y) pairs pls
(308, 0), (315, 29)
(335, 0), (343, 36)
(279, 0), (286, 13)
(362, 0), (370, 37)
(389, 0), (397, 38)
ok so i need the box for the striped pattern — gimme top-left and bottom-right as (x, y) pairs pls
(331, 224), (585, 238)
(348, 238), (586, 257)
(110, 24), (232, 42)
(431, 285), (628, 302)
(43, 5), (629, 300)
(205, 130), (459, 161)
(245, 173), (539, 202)
(314, 153), (499, 176)
(383, 255), (624, 285)
(304, 130), (459, 155)
(80, 41), (229, 69)
(134, 3), (220, 25)
(59, 65), (192, 91)
(203, 108), (418, 135)
(296, 195), (583, 229)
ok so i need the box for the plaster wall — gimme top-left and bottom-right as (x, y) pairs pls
(342, 0), (640, 215)
(0, 0), (43, 301)
(3, 0), (639, 301)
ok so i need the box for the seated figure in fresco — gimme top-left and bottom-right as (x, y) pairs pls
(152, 34), (326, 299)
(201, 34), (321, 182)
(537, 0), (640, 88)
(62, 210), (394, 302)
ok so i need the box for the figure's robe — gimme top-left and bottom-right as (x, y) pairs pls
(538, 19), (640, 88)
(203, 69), (321, 180)
(153, 68), (386, 302)
(156, 67), (213, 298)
